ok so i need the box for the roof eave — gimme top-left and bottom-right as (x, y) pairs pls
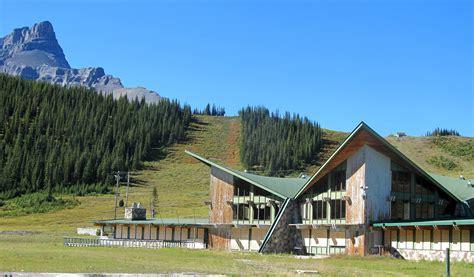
(185, 150), (288, 199)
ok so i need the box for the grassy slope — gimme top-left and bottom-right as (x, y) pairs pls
(1, 116), (473, 274)
(386, 136), (474, 178)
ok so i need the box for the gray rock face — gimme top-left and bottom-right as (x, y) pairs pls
(0, 21), (162, 103)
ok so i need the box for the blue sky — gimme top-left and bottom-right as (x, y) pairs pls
(1, 0), (472, 136)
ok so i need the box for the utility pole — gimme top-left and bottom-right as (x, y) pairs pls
(125, 171), (130, 208)
(113, 171), (121, 220)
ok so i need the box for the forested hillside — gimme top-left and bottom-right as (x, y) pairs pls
(239, 106), (323, 176)
(0, 75), (191, 199)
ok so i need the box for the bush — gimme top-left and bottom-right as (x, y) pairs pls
(2, 192), (79, 216)
(426, 156), (460, 171)
(432, 137), (474, 161)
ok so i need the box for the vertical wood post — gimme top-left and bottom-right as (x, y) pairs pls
(446, 247), (450, 277)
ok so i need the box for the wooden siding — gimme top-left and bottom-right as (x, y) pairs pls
(209, 169), (234, 224)
(209, 228), (231, 250)
(207, 167), (234, 249)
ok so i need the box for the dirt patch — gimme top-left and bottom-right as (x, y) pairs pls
(224, 118), (241, 167)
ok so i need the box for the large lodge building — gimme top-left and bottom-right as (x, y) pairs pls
(95, 122), (474, 262)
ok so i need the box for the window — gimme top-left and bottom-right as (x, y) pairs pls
(331, 199), (346, 219)
(253, 204), (271, 221)
(300, 202), (309, 220)
(415, 176), (432, 195)
(187, 228), (192, 239)
(391, 201), (411, 220)
(233, 203), (250, 220)
(392, 171), (410, 193)
(254, 186), (272, 198)
(234, 180), (250, 196)
(331, 171), (346, 191)
(415, 203), (434, 219)
(312, 200), (327, 220)
(312, 176), (328, 195)
(403, 202), (410, 220)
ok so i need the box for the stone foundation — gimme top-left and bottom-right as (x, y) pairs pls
(261, 200), (305, 254)
(399, 249), (474, 262)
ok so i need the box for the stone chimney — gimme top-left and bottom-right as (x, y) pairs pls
(124, 202), (146, 220)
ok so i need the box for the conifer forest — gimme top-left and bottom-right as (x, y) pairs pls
(239, 106), (323, 176)
(0, 75), (191, 199)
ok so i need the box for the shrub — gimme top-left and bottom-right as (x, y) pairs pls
(426, 156), (460, 171)
(2, 192), (79, 216)
(432, 137), (474, 161)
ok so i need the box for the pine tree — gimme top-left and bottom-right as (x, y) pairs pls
(0, 74), (191, 199)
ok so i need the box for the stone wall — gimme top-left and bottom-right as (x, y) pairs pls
(399, 249), (474, 262)
(261, 200), (305, 254)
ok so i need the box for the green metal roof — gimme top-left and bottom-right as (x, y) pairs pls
(94, 218), (209, 226)
(373, 219), (474, 228)
(229, 169), (307, 198)
(428, 173), (474, 202)
(186, 150), (307, 198)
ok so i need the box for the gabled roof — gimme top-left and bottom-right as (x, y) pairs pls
(295, 122), (463, 204)
(186, 150), (307, 199)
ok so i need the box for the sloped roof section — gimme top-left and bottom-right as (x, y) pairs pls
(186, 150), (307, 198)
(231, 169), (307, 198)
(429, 173), (474, 203)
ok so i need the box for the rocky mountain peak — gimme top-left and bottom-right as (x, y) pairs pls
(0, 21), (162, 103)
(1, 21), (70, 68)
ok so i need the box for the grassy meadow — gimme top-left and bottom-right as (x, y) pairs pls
(1, 233), (474, 275)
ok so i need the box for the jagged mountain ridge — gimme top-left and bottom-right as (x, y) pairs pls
(0, 21), (161, 103)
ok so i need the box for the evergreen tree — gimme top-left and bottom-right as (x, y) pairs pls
(0, 74), (191, 199)
(239, 106), (323, 176)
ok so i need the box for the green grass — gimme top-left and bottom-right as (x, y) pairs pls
(0, 233), (473, 275)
